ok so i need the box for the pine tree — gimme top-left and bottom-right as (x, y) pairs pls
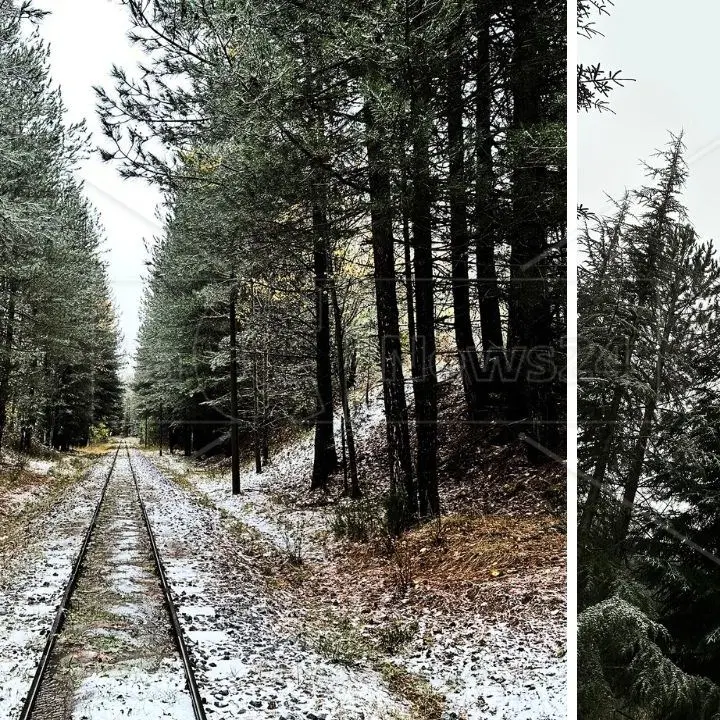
(578, 136), (720, 716)
(98, 0), (566, 525)
(0, 3), (123, 452)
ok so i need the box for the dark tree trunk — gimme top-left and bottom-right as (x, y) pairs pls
(262, 429), (269, 465)
(254, 437), (262, 474)
(364, 101), (417, 521)
(159, 401), (164, 457)
(347, 345), (358, 389)
(340, 415), (348, 495)
(330, 265), (360, 497)
(252, 347), (262, 475)
(507, 1), (558, 458)
(446, 14), (488, 421)
(408, 0), (439, 518)
(310, 202), (338, 490)
(184, 424), (192, 457)
(0, 288), (16, 451)
(613, 398), (656, 549)
(475, 0), (504, 354)
(304, 30), (337, 491)
(250, 284), (263, 475)
(262, 348), (269, 465)
(580, 383), (623, 535)
(579, 337), (634, 536)
(20, 426), (32, 453)
(229, 288), (241, 493)
(614, 289), (677, 549)
(401, 171), (419, 383)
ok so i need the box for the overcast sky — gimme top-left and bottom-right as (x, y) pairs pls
(37, 0), (164, 372)
(579, 1), (720, 242)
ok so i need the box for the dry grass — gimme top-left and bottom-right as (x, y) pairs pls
(379, 663), (445, 720)
(75, 441), (120, 457)
(293, 511), (566, 624)
(331, 512), (565, 591)
(0, 453), (93, 575)
(0, 466), (47, 500)
(404, 514), (565, 584)
(300, 610), (442, 718)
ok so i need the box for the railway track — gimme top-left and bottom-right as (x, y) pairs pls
(125, 444), (207, 720)
(18, 442), (207, 720)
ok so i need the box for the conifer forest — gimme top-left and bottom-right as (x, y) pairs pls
(1, 1), (567, 719)
(578, 1), (720, 718)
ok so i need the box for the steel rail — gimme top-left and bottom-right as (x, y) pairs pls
(125, 445), (208, 720)
(18, 442), (122, 720)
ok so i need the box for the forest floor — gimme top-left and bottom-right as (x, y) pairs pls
(147, 385), (567, 719)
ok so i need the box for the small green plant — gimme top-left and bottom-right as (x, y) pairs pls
(331, 498), (382, 542)
(89, 422), (111, 444)
(376, 620), (419, 655)
(383, 487), (410, 538)
(280, 517), (305, 565)
(313, 617), (368, 666)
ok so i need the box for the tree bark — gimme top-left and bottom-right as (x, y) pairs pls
(329, 262), (360, 497)
(446, 12), (488, 420)
(408, 0), (439, 518)
(579, 335), (634, 536)
(475, 0), (503, 354)
(159, 401), (164, 457)
(229, 287), (241, 493)
(507, 1), (558, 457)
(613, 397), (656, 549)
(253, 349), (262, 474)
(184, 424), (192, 456)
(310, 201), (338, 490)
(262, 348), (269, 465)
(364, 101), (417, 521)
(0, 287), (16, 451)
(401, 172), (419, 383)
(614, 289), (678, 548)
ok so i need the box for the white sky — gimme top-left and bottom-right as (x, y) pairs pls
(579, 1), (720, 242)
(36, 0), (164, 372)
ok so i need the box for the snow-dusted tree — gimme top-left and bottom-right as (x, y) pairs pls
(99, 0), (566, 525)
(578, 136), (720, 715)
(0, 1), (123, 451)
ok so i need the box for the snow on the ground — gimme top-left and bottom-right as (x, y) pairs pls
(1, 487), (46, 517)
(0, 456), (113, 720)
(395, 616), (566, 720)
(132, 450), (404, 720)
(26, 458), (54, 476)
(0, 449), (54, 479)
(143, 391), (567, 720)
(0, 451), (56, 517)
(72, 661), (195, 720)
(20, 453), (197, 719)
(153, 394), (387, 561)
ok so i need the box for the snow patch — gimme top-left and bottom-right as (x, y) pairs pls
(72, 661), (195, 720)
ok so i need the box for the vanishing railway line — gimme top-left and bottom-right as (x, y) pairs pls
(18, 442), (207, 720)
